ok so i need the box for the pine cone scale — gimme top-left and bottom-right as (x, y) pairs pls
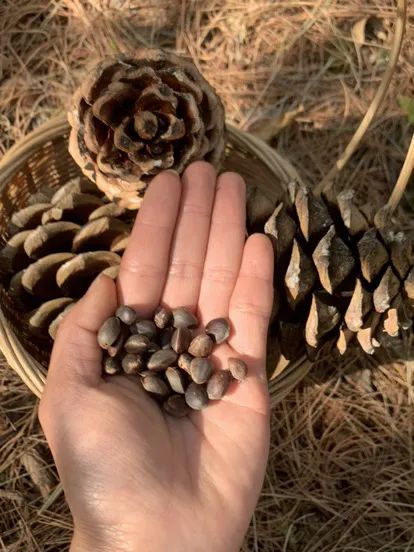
(68, 50), (225, 209)
(357, 228), (389, 283)
(263, 184), (413, 359)
(0, 179), (137, 344)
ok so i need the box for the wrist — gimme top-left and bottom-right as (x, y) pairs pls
(71, 527), (142, 552)
(70, 524), (171, 552)
(71, 529), (113, 552)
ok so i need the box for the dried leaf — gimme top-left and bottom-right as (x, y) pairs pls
(20, 451), (53, 499)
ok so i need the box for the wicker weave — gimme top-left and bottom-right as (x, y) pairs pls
(0, 113), (312, 402)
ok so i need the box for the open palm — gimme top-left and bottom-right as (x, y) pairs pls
(39, 162), (274, 552)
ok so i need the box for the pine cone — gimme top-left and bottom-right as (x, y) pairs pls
(0, 177), (134, 340)
(68, 50), (226, 209)
(262, 183), (414, 360)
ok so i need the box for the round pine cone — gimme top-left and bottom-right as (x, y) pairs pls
(68, 50), (226, 209)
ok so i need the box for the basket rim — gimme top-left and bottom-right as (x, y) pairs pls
(0, 113), (309, 402)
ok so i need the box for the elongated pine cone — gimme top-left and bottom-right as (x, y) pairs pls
(0, 178), (135, 342)
(253, 183), (413, 361)
(68, 50), (226, 209)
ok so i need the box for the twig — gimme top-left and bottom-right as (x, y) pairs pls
(387, 133), (414, 213)
(315, 0), (407, 195)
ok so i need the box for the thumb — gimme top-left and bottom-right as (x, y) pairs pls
(43, 274), (118, 394)
(39, 274), (117, 474)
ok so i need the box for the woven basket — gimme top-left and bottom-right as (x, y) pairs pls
(0, 113), (313, 403)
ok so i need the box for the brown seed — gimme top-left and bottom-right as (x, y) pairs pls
(172, 307), (198, 329)
(154, 306), (172, 329)
(163, 395), (190, 417)
(207, 370), (232, 399)
(190, 357), (213, 384)
(178, 353), (193, 373)
(124, 334), (150, 354)
(160, 327), (173, 349)
(188, 333), (214, 357)
(139, 369), (153, 378)
(103, 356), (121, 375)
(171, 327), (192, 354)
(228, 357), (247, 381)
(121, 353), (143, 375)
(165, 367), (187, 394)
(185, 382), (208, 410)
(147, 341), (161, 353)
(97, 316), (121, 349)
(115, 305), (137, 325)
(130, 319), (158, 340)
(205, 318), (230, 344)
(147, 349), (178, 371)
(107, 328), (127, 357)
(142, 375), (170, 397)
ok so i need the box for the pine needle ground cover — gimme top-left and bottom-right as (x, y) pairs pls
(0, 1), (413, 550)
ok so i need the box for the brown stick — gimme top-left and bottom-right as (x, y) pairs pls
(387, 133), (414, 213)
(315, 0), (408, 195)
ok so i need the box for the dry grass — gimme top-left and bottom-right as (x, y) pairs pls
(0, 0), (413, 550)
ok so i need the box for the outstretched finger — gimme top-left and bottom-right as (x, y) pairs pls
(228, 234), (274, 375)
(117, 171), (181, 316)
(162, 162), (216, 310)
(198, 172), (246, 323)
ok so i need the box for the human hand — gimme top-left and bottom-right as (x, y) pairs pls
(39, 162), (274, 552)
